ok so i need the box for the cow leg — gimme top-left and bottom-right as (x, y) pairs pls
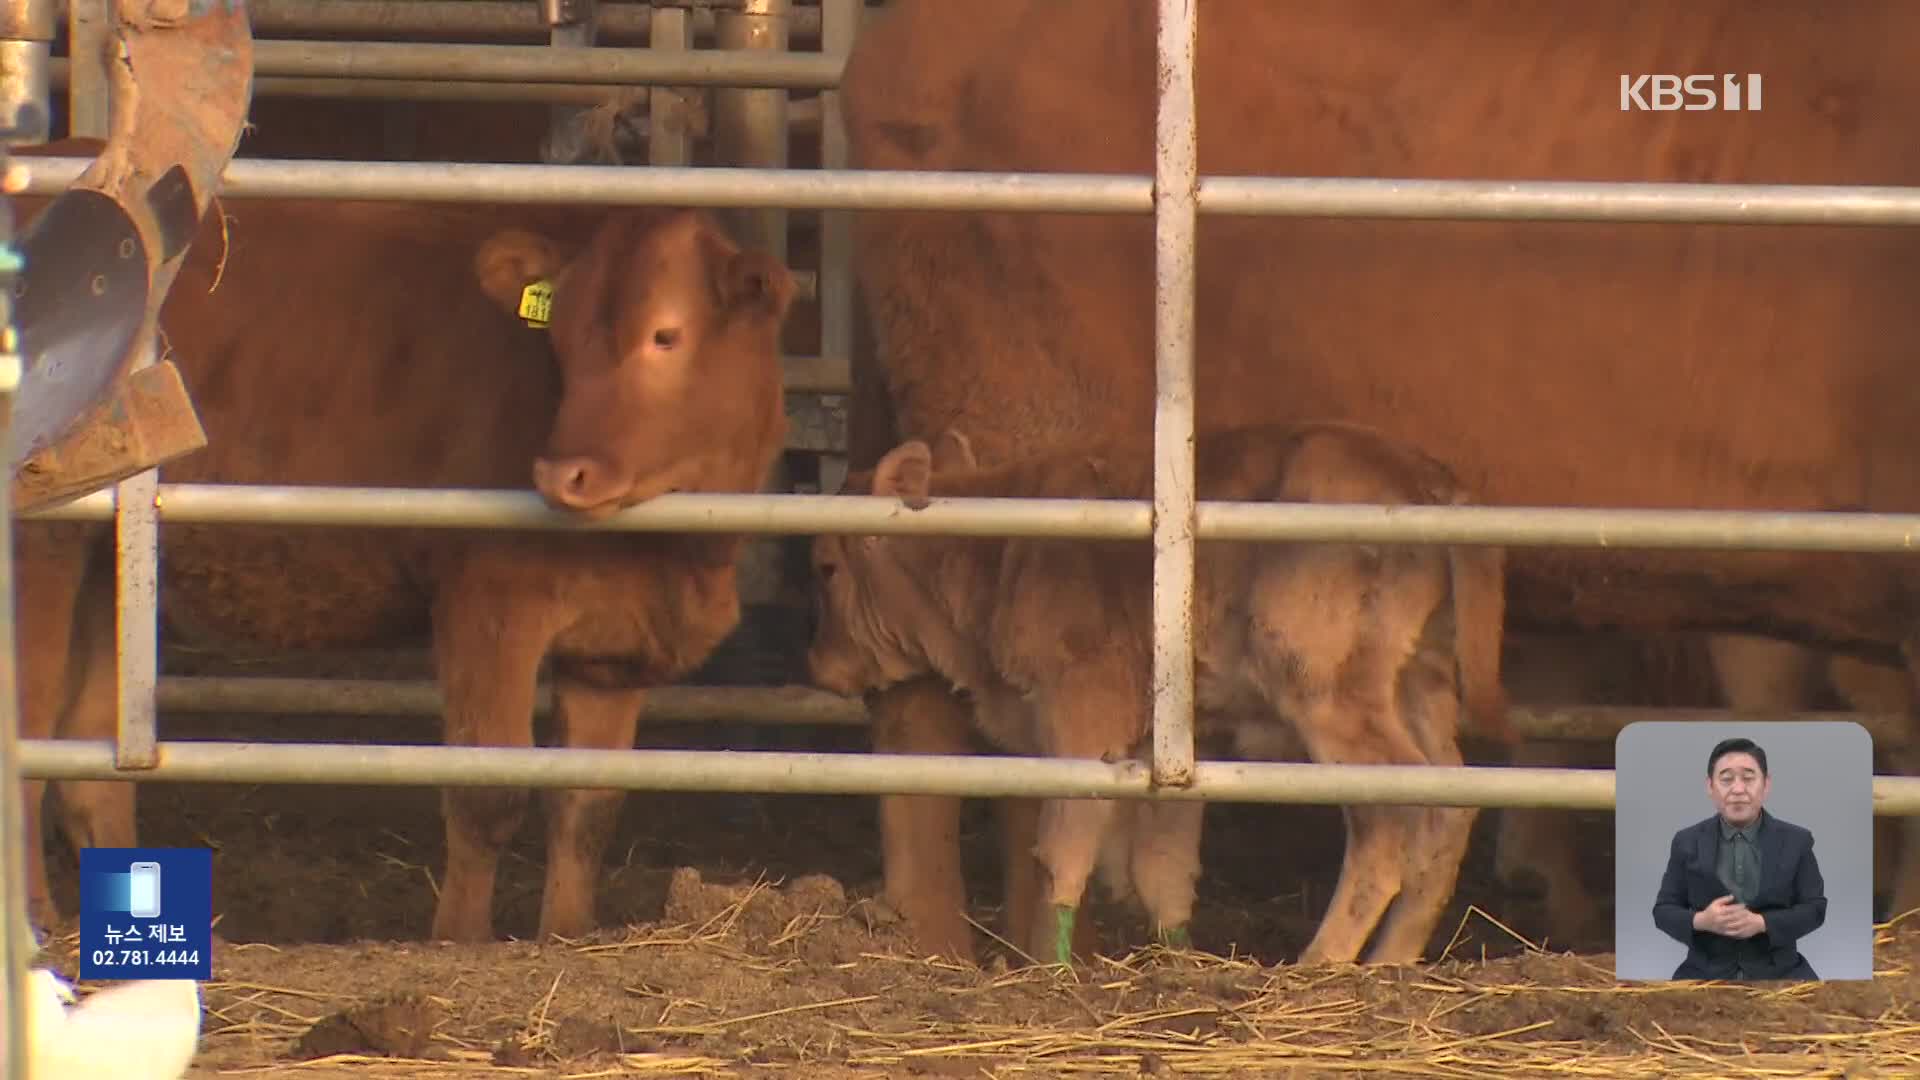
(1884, 740), (1920, 919)
(52, 565), (138, 861)
(1492, 741), (1599, 945)
(869, 677), (976, 961)
(1715, 635), (1920, 916)
(1843, 650), (1920, 918)
(429, 578), (562, 943)
(1488, 633), (1637, 947)
(13, 523), (101, 929)
(1706, 633), (1820, 713)
(539, 678), (647, 940)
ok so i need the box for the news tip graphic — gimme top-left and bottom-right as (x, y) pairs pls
(79, 847), (214, 981)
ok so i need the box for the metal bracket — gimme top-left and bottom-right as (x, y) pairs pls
(7, 0), (252, 512)
(12, 359), (204, 511)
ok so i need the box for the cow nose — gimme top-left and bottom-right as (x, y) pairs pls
(532, 455), (620, 512)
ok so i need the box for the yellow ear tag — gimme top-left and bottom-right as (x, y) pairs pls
(518, 280), (554, 328)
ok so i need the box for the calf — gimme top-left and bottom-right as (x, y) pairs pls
(16, 139), (796, 942)
(806, 422), (1510, 965)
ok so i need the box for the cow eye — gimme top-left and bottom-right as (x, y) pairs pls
(652, 328), (681, 349)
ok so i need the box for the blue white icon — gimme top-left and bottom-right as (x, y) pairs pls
(128, 861), (163, 919)
(79, 847), (214, 981)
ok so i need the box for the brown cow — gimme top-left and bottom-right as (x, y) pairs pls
(806, 422), (1509, 964)
(838, 0), (1920, 961)
(14, 138), (796, 942)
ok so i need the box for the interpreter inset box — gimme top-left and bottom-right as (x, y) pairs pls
(79, 846), (214, 981)
(1613, 721), (1874, 982)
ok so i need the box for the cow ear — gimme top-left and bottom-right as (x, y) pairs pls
(873, 440), (935, 510)
(930, 428), (978, 473)
(718, 248), (797, 322)
(476, 229), (568, 326)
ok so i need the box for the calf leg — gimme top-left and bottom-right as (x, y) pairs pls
(1034, 794), (1120, 965)
(429, 578), (563, 943)
(1248, 690), (1426, 966)
(539, 679), (648, 940)
(1124, 800), (1206, 948)
(870, 678), (976, 960)
(13, 523), (100, 928)
(1000, 797), (1099, 961)
(1248, 553), (1428, 965)
(1365, 696), (1476, 962)
(1032, 677), (1142, 965)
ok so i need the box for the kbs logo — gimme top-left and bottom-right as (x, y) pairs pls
(1620, 74), (1763, 112)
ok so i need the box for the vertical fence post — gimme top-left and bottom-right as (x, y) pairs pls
(648, 2), (692, 168)
(1150, 0), (1198, 789)
(67, 2), (165, 774)
(1, 2), (47, 1063)
(114, 339), (160, 771)
(0, 108), (27, 1080)
(69, 0), (162, 775)
(815, 0), (858, 498)
(540, 0), (597, 164)
(0, 348), (23, 1080)
(65, 0), (110, 137)
(712, 0), (791, 673)
(713, 0), (790, 266)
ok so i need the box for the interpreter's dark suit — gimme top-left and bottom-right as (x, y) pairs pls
(1652, 808), (1826, 981)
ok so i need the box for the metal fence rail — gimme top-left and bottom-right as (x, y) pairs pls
(31, 483), (1920, 552)
(18, 737), (1920, 815)
(142, 675), (1920, 749)
(242, 0), (828, 43)
(26, 157), (1920, 223)
(244, 38), (842, 88)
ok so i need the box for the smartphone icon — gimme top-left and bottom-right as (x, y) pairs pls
(128, 862), (162, 919)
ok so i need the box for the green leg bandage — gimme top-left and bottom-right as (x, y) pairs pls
(1050, 904), (1077, 966)
(1157, 923), (1191, 950)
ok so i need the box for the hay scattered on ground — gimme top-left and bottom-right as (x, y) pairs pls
(33, 874), (1916, 1079)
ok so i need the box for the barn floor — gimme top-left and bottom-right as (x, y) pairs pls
(25, 642), (1920, 1078)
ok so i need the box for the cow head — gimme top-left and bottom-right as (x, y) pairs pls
(806, 431), (981, 697)
(476, 208), (795, 518)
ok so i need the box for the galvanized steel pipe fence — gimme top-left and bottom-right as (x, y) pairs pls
(18, 0), (1920, 825)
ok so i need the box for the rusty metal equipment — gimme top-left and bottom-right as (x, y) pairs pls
(8, 0), (255, 514)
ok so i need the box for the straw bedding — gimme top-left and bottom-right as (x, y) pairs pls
(31, 870), (1918, 1080)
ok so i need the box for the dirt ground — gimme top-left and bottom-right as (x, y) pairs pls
(21, 642), (1919, 1079)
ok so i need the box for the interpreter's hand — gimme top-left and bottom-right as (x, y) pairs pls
(1721, 907), (1767, 940)
(1692, 894), (1743, 935)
